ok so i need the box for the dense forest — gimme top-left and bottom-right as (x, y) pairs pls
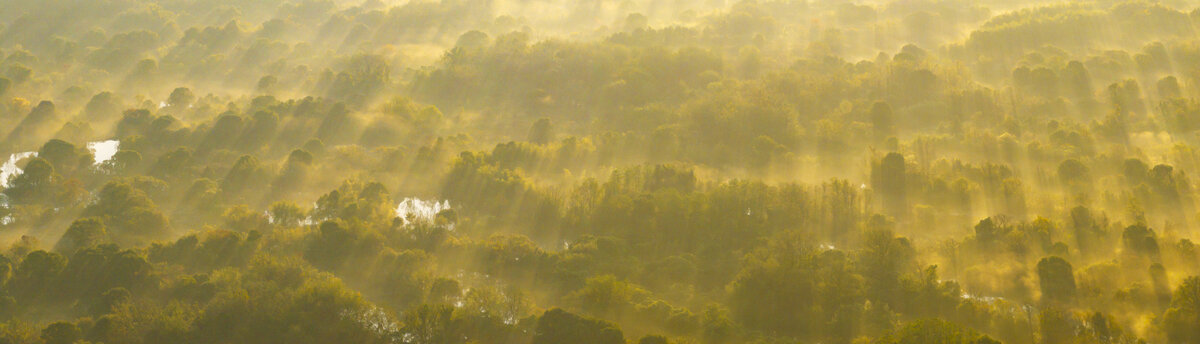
(2, 0), (1200, 343)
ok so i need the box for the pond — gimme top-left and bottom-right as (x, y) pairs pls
(395, 198), (451, 225)
(88, 139), (120, 165)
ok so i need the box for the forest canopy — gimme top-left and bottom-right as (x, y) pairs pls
(1, 0), (1200, 343)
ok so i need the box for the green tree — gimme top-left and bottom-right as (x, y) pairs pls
(860, 229), (916, 307)
(876, 319), (995, 344)
(40, 322), (80, 344)
(402, 304), (457, 344)
(1057, 159), (1089, 190)
(1164, 276), (1200, 343)
(701, 304), (736, 344)
(81, 182), (169, 244)
(528, 118), (554, 144)
(4, 157), (57, 204)
(532, 308), (624, 344)
(37, 139), (82, 173)
(1037, 256), (1076, 304)
(874, 153), (907, 219)
(268, 201), (306, 228)
(568, 275), (647, 319)
(10, 250), (67, 303)
(1122, 224), (1160, 258)
(639, 335), (670, 344)
(0, 256), (11, 288)
(167, 87), (195, 108)
(54, 217), (108, 254)
(870, 101), (895, 141)
(1039, 307), (1074, 344)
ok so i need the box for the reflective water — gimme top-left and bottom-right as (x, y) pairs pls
(0, 151), (37, 188)
(1, 139), (120, 188)
(88, 140), (120, 165)
(395, 198), (451, 225)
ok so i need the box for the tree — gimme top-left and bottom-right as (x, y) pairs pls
(1037, 256), (1076, 304)
(568, 275), (647, 319)
(167, 87), (195, 108)
(860, 229), (916, 307)
(10, 250), (67, 303)
(528, 118), (554, 144)
(235, 110), (279, 151)
(728, 241), (824, 337)
(257, 75), (279, 93)
(638, 335), (670, 344)
(0, 256), (11, 288)
(1164, 276), (1200, 343)
(1069, 206), (1100, 256)
(54, 217), (108, 254)
(103, 150), (142, 174)
(974, 217), (1003, 246)
(701, 304), (736, 344)
(37, 139), (81, 173)
(5, 101), (58, 148)
(222, 205), (270, 232)
(1063, 61), (1094, 101)
(199, 114), (244, 152)
(59, 246), (154, 299)
(83, 91), (124, 121)
(1057, 159), (1089, 190)
(875, 153), (907, 219)
(148, 147), (194, 181)
(270, 149), (313, 199)
(870, 101), (895, 141)
(876, 318), (995, 344)
(1122, 224), (1160, 258)
(4, 157), (57, 204)
(1158, 76), (1182, 99)
(268, 201), (306, 228)
(327, 54), (391, 106)
(221, 155), (268, 200)
(40, 322), (80, 344)
(81, 181), (169, 244)
(90, 287), (131, 316)
(532, 308), (624, 344)
(427, 278), (461, 305)
(188, 260), (396, 344)
(402, 304), (457, 344)
(304, 220), (368, 270)
(1039, 307), (1074, 344)
(1088, 312), (1113, 342)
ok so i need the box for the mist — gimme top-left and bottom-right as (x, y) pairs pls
(1, 0), (1200, 343)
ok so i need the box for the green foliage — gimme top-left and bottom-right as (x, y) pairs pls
(3, 157), (57, 204)
(81, 181), (169, 245)
(54, 217), (107, 254)
(0, 1), (1197, 343)
(532, 308), (624, 344)
(1163, 276), (1200, 343)
(1037, 256), (1077, 304)
(9, 250), (65, 303)
(40, 322), (80, 344)
(875, 318), (995, 344)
